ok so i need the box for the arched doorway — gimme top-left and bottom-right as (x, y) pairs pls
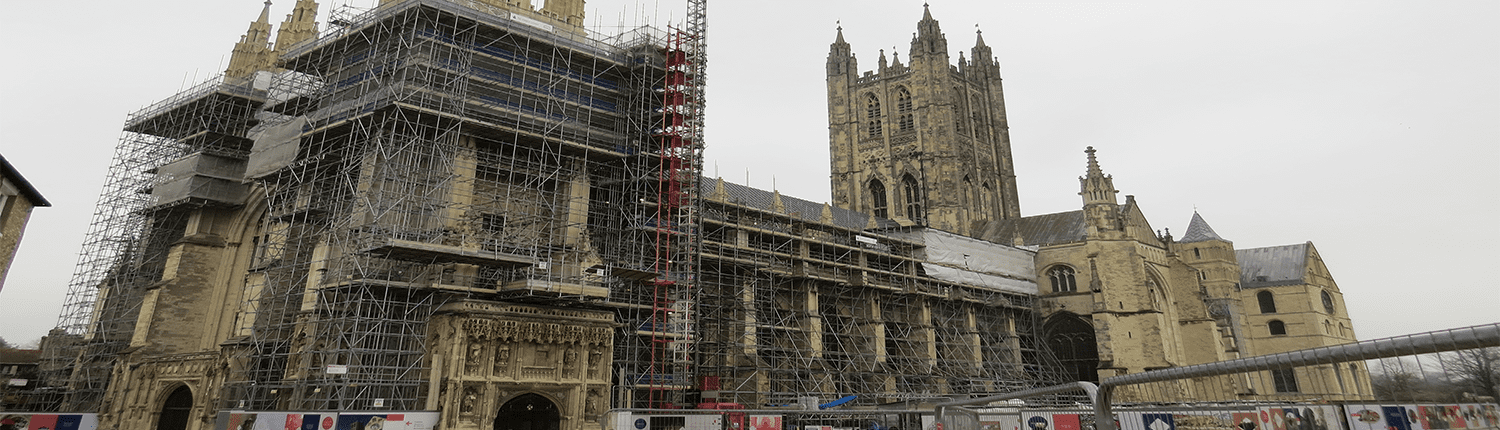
(1044, 313), (1100, 383)
(156, 385), (193, 430)
(493, 393), (560, 430)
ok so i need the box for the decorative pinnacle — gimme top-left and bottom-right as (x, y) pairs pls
(1085, 146), (1104, 178)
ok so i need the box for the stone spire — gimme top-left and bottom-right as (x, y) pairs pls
(878, 49), (889, 70)
(971, 28), (995, 69)
(1178, 212), (1228, 243)
(274, 0), (320, 52)
(911, 3), (949, 58)
(828, 24), (855, 76)
(1079, 147), (1123, 236)
(226, 1), (277, 79)
(1079, 146), (1118, 206)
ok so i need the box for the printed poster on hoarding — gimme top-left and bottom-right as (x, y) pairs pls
(981, 414), (1020, 430)
(1, 415), (99, 430)
(748, 416), (782, 430)
(1236, 412), (1263, 430)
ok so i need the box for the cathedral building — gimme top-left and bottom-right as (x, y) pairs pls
(33, 2), (1367, 429)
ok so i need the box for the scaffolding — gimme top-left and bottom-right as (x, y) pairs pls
(691, 180), (1068, 407)
(43, 0), (1066, 415)
(41, 73), (267, 411)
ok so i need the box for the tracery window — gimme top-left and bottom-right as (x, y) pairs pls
(901, 174), (922, 222)
(1049, 266), (1077, 293)
(896, 87), (914, 132)
(1257, 290), (1277, 313)
(869, 179), (888, 218)
(865, 94), (883, 138)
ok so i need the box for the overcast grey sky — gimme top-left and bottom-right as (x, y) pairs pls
(1, 0), (1495, 346)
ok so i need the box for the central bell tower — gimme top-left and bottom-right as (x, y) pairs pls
(827, 5), (1021, 235)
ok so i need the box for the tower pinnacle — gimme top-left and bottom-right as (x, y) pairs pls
(226, 1), (278, 78)
(1080, 146), (1119, 206)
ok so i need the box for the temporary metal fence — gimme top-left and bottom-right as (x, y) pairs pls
(929, 323), (1500, 430)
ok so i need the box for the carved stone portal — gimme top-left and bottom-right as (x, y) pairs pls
(431, 300), (616, 427)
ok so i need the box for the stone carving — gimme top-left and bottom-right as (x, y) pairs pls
(585, 388), (602, 417)
(463, 318), (609, 345)
(460, 385), (480, 415)
(465, 343), (484, 374)
(493, 345), (511, 377)
(563, 347), (578, 372)
(587, 348), (603, 378)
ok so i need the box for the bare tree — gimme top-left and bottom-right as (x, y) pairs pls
(1442, 347), (1499, 399)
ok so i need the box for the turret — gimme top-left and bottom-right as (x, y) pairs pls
(827, 26), (856, 76)
(909, 4), (949, 58)
(970, 29), (998, 75)
(1080, 147), (1123, 235)
(540, 0), (585, 26)
(274, 0), (320, 52)
(226, 1), (277, 79)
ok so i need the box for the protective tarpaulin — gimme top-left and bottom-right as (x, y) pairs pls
(923, 264), (1037, 295)
(890, 228), (1038, 295)
(246, 116), (308, 179)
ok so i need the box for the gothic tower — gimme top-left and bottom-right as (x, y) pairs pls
(827, 5), (1021, 235)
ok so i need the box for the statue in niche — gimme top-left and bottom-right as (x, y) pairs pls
(585, 389), (602, 417)
(563, 347), (578, 371)
(588, 348), (603, 378)
(493, 345), (511, 376)
(460, 385), (479, 414)
(466, 343), (484, 373)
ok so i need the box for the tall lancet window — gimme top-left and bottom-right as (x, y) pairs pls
(896, 87), (914, 132)
(865, 94), (883, 138)
(952, 87), (967, 135)
(869, 179), (888, 218)
(902, 174), (922, 222)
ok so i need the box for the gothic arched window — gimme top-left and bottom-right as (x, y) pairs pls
(981, 182), (994, 212)
(1257, 290), (1277, 313)
(1049, 266), (1077, 293)
(901, 174), (922, 222)
(896, 87), (914, 132)
(962, 175), (974, 208)
(865, 94), (883, 138)
(869, 179), (888, 219)
(1268, 319), (1287, 335)
(1044, 314), (1099, 383)
(952, 87), (967, 135)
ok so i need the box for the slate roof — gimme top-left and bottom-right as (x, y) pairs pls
(0, 349), (42, 364)
(701, 177), (901, 231)
(0, 155), (50, 207)
(975, 210), (1090, 247)
(1236, 243), (1309, 289)
(1178, 212), (1227, 243)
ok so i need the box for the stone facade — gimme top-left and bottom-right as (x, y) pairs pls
(0, 155), (49, 294)
(826, 5), (1020, 235)
(428, 301), (614, 430)
(51, 4), (1378, 429)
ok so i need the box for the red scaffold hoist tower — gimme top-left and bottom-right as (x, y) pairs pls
(645, 0), (707, 409)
